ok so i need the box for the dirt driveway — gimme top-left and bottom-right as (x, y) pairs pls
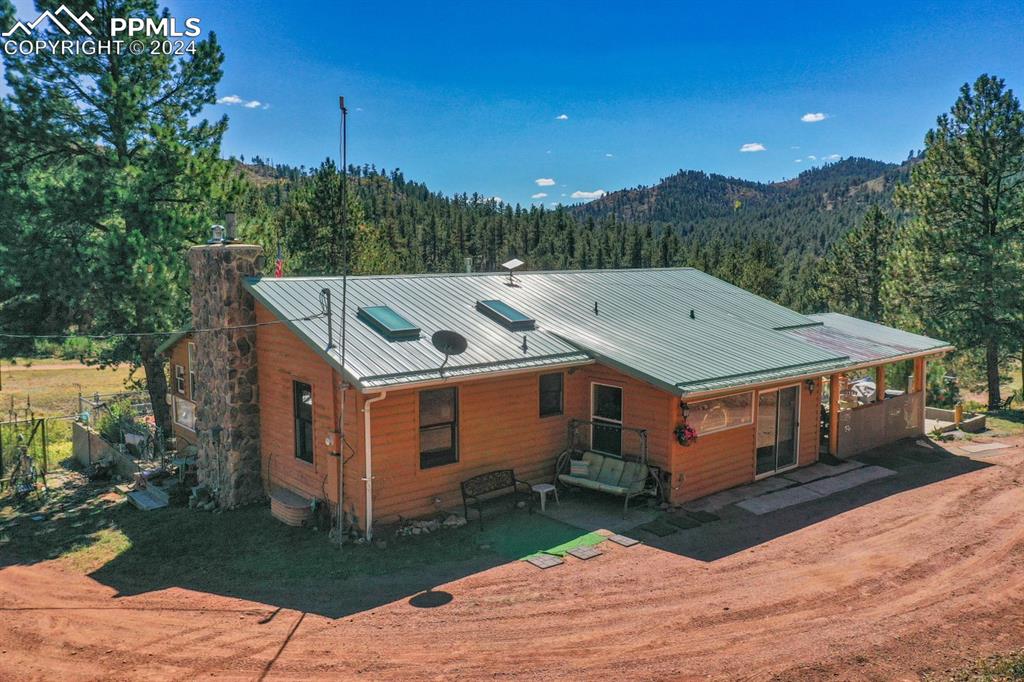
(2, 437), (1024, 681)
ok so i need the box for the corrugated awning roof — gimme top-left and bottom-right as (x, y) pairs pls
(242, 269), (951, 395)
(785, 313), (952, 365)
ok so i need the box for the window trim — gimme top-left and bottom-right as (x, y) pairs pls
(539, 371), (564, 418)
(418, 386), (459, 469)
(187, 342), (197, 401)
(687, 391), (754, 436)
(292, 380), (315, 464)
(174, 364), (185, 394)
(172, 395), (196, 433)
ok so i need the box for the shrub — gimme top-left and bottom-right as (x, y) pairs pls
(97, 399), (143, 444)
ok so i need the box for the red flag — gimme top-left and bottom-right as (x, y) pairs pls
(274, 243), (283, 277)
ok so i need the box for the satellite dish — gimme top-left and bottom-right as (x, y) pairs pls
(501, 257), (524, 287)
(431, 330), (468, 378)
(431, 330), (468, 356)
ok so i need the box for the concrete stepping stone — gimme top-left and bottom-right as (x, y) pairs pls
(781, 459), (865, 484)
(525, 554), (563, 569)
(607, 534), (639, 547)
(802, 465), (895, 496)
(737, 485), (823, 515)
(566, 546), (602, 560)
(960, 442), (1012, 453)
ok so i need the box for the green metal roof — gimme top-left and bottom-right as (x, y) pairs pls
(155, 326), (192, 355)
(241, 268), (953, 395)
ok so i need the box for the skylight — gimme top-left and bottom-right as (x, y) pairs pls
(476, 299), (535, 331)
(357, 306), (420, 340)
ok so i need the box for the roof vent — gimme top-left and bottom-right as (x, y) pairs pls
(501, 258), (524, 287)
(690, 309), (695, 319)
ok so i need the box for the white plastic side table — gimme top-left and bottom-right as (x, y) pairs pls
(531, 483), (559, 512)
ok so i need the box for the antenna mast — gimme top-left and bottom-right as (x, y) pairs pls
(337, 95), (350, 545)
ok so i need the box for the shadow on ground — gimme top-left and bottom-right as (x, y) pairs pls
(637, 438), (991, 561)
(0, 438), (992, 619)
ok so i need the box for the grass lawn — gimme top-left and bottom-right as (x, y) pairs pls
(937, 650), (1024, 681)
(1, 360), (134, 417)
(984, 409), (1024, 437)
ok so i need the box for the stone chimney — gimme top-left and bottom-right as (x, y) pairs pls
(187, 242), (265, 508)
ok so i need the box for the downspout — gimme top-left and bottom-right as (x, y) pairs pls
(362, 391), (387, 541)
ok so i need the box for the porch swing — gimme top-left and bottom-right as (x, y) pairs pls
(552, 419), (664, 516)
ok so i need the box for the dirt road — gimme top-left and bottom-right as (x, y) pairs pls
(2, 438), (1023, 681)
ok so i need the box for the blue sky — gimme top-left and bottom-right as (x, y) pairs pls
(6, 0), (1024, 206)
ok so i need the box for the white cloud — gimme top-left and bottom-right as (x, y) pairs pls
(531, 192), (548, 199)
(605, 153), (614, 158)
(571, 189), (607, 201)
(217, 94), (269, 109)
(555, 114), (569, 120)
(739, 142), (766, 153)
(794, 159), (802, 163)
(490, 196), (503, 203)
(801, 112), (828, 123)
(824, 154), (841, 161)
(807, 154), (817, 160)
(534, 177), (556, 186)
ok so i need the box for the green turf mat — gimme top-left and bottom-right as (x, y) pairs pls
(475, 513), (606, 560)
(685, 510), (720, 524)
(636, 518), (678, 537)
(664, 513), (701, 529)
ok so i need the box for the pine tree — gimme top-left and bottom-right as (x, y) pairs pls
(888, 74), (1024, 409)
(0, 0), (234, 435)
(819, 205), (896, 321)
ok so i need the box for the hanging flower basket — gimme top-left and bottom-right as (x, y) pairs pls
(674, 423), (698, 446)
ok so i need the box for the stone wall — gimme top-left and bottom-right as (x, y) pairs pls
(187, 244), (265, 507)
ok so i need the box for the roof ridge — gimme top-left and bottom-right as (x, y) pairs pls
(246, 266), (698, 283)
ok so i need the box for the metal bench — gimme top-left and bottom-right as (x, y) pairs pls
(460, 469), (533, 529)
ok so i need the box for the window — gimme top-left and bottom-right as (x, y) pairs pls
(419, 387), (458, 469)
(174, 365), (185, 394)
(187, 342), (197, 401)
(357, 306), (420, 340)
(475, 299), (535, 331)
(688, 391), (753, 435)
(293, 381), (314, 463)
(173, 396), (195, 431)
(539, 372), (563, 417)
(591, 383), (623, 456)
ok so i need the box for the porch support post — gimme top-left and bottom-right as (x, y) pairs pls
(875, 364), (886, 403)
(913, 357), (926, 393)
(829, 373), (840, 456)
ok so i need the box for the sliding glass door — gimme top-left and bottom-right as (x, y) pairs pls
(756, 386), (800, 476)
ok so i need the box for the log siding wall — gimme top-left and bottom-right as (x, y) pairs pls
(254, 310), (824, 529)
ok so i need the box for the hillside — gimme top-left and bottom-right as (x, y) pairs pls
(570, 157), (912, 256)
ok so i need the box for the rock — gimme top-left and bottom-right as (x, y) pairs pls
(374, 539), (387, 549)
(515, 500), (526, 509)
(443, 514), (467, 528)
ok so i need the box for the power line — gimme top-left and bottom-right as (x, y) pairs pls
(0, 312), (327, 342)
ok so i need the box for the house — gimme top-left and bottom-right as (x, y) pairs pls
(156, 326), (198, 450)
(183, 242), (951, 537)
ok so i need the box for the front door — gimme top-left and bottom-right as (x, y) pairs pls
(756, 385), (800, 477)
(591, 383), (623, 456)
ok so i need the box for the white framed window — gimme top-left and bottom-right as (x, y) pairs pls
(174, 364), (185, 394)
(187, 342), (197, 401)
(688, 391), (754, 435)
(173, 395), (195, 431)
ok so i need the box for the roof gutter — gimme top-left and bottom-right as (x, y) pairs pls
(356, 358), (595, 394)
(362, 390), (387, 541)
